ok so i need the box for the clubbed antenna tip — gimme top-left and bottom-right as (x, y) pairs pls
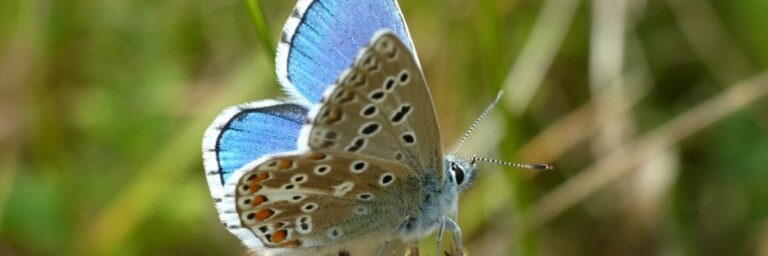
(526, 163), (554, 170)
(470, 155), (553, 171)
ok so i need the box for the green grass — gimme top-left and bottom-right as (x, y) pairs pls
(1, 0), (767, 255)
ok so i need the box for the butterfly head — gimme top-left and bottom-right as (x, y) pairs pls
(445, 154), (478, 192)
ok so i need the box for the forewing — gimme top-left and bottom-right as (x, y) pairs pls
(299, 31), (444, 180)
(218, 150), (416, 249)
(276, 0), (419, 104)
(202, 100), (308, 198)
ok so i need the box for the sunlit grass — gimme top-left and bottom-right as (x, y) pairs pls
(1, 0), (767, 255)
(243, 0), (276, 62)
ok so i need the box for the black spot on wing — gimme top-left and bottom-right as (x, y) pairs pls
(391, 105), (412, 123)
(361, 123), (380, 135)
(280, 32), (290, 44)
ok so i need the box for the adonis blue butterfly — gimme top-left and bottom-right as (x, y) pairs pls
(202, 0), (550, 255)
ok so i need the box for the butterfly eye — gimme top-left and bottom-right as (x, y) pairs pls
(451, 163), (465, 185)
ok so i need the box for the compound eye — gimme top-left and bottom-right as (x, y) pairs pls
(451, 163), (466, 185)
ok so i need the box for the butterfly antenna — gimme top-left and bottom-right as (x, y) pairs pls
(452, 91), (504, 155)
(470, 155), (553, 170)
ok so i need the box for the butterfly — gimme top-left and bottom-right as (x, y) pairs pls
(202, 1), (551, 255)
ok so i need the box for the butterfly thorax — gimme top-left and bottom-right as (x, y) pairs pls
(395, 153), (477, 242)
(394, 171), (455, 242)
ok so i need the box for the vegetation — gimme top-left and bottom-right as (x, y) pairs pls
(1, 0), (767, 255)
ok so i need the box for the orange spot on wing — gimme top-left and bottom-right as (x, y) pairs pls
(255, 209), (274, 221)
(251, 195), (267, 206)
(278, 160), (293, 170)
(253, 172), (269, 182)
(247, 173), (269, 192)
(248, 184), (262, 193)
(271, 230), (288, 243)
(306, 153), (327, 161)
(279, 240), (302, 248)
(325, 107), (342, 124)
(338, 90), (355, 103)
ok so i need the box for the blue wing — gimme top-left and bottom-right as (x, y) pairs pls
(202, 100), (308, 195)
(276, 0), (419, 105)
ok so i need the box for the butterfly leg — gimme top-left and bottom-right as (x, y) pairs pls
(435, 217), (447, 256)
(443, 217), (463, 256)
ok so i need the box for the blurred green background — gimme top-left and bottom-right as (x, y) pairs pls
(2, 0), (767, 255)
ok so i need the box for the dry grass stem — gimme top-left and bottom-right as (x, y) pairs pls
(503, 0), (582, 113)
(666, 0), (755, 83)
(522, 71), (768, 233)
(517, 68), (651, 162)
